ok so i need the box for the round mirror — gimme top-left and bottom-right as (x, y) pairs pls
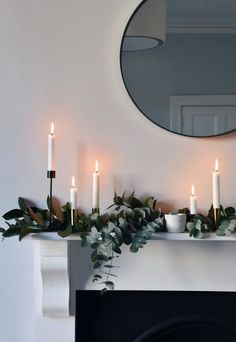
(120, 0), (236, 137)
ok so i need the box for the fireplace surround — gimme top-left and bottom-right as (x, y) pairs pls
(75, 290), (236, 342)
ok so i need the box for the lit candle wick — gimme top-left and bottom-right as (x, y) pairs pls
(95, 160), (99, 173)
(72, 175), (76, 188)
(191, 184), (195, 197)
(51, 122), (54, 135)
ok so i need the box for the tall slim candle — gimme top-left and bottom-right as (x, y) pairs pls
(92, 160), (100, 209)
(70, 176), (77, 210)
(48, 122), (55, 171)
(212, 159), (220, 209)
(189, 185), (197, 214)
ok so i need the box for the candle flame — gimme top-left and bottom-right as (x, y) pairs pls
(72, 176), (76, 188)
(50, 122), (54, 135)
(95, 160), (99, 173)
(215, 159), (219, 172)
(191, 184), (195, 196)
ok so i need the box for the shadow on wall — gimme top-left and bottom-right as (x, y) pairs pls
(68, 241), (93, 315)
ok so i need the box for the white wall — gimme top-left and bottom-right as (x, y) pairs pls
(1, 1), (236, 342)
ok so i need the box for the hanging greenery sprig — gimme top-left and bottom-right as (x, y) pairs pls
(1, 193), (236, 291)
(0, 192), (164, 291)
(80, 192), (164, 291)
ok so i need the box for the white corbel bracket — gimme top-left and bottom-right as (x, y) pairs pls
(40, 239), (69, 317)
(28, 232), (236, 317)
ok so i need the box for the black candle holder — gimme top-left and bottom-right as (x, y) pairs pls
(47, 170), (56, 226)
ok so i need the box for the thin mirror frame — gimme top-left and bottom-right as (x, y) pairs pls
(120, 0), (236, 138)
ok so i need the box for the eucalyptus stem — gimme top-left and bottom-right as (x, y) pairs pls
(106, 250), (114, 284)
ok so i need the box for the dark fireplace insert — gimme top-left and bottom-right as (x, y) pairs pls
(75, 290), (236, 342)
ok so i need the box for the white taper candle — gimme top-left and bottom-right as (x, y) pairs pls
(48, 122), (55, 171)
(212, 159), (220, 209)
(70, 176), (77, 210)
(189, 184), (197, 214)
(92, 160), (100, 209)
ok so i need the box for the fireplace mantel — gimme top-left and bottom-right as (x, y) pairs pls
(28, 232), (236, 317)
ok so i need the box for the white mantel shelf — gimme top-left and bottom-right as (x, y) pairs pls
(28, 232), (236, 241)
(29, 232), (236, 318)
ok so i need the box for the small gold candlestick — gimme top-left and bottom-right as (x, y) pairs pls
(92, 208), (100, 214)
(71, 209), (77, 227)
(213, 208), (221, 230)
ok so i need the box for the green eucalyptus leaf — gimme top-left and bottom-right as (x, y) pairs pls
(216, 228), (225, 236)
(93, 261), (102, 269)
(91, 242), (100, 249)
(133, 208), (146, 220)
(104, 265), (117, 268)
(114, 227), (122, 239)
(186, 222), (195, 232)
(225, 207), (236, 217)
(193, 229), (203, 239)
(58, 225), (73, 238)
(225, 229), (233, 237)
(19, 227), (32, 241)
(3, 209), (24, 220)
(18, 197), (28, 212)
(112, 243), (121, 254)
(93, 274), (102, 282)
(129, 197), (143, 209)
(130, 244), (139, 253)
(144, 197), (154, 210)
(91, 251), (98, 262)
(80, 233), (88, 247)
(153, 199), (158, 211)
(93, 274), (102, 279)
(113, 191), (124, 206)
(3, 227), (20, 237)
(103, 281), (114, 290)
(122, 230), (132, 245)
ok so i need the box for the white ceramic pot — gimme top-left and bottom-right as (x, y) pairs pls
(165, 213), (187, 233)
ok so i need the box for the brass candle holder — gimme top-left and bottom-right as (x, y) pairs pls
(213, 208), (221, 230)
(71, 209), (77, 227)
(92, 208), (100, 214)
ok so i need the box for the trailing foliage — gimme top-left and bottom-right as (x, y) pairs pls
(186, 214), (213, 239)
(215, 206), (236, 237)
(1, 193), (236, 291)
(81, 192), (164, 291)
(0, 192), (164, 291)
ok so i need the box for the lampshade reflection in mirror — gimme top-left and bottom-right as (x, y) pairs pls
(123, 0), (166, 51)
(120, 0), (236, 137)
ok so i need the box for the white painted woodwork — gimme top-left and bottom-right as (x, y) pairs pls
(28, 231), (236, 318)
(39, 240), (69, 317)
(29, 232), (236, 242)
(170, 95), (236, 135)
(167, 18), (236, 34)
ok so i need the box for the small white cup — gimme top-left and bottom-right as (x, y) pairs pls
(165, 213), (187, 233)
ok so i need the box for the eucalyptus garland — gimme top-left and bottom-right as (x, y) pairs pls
(0, 192), (236, 291)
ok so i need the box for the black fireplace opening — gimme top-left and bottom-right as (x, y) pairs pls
(75, 290), (236, 342)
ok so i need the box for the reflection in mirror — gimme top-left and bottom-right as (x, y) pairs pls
(121, 0), (236, 137)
